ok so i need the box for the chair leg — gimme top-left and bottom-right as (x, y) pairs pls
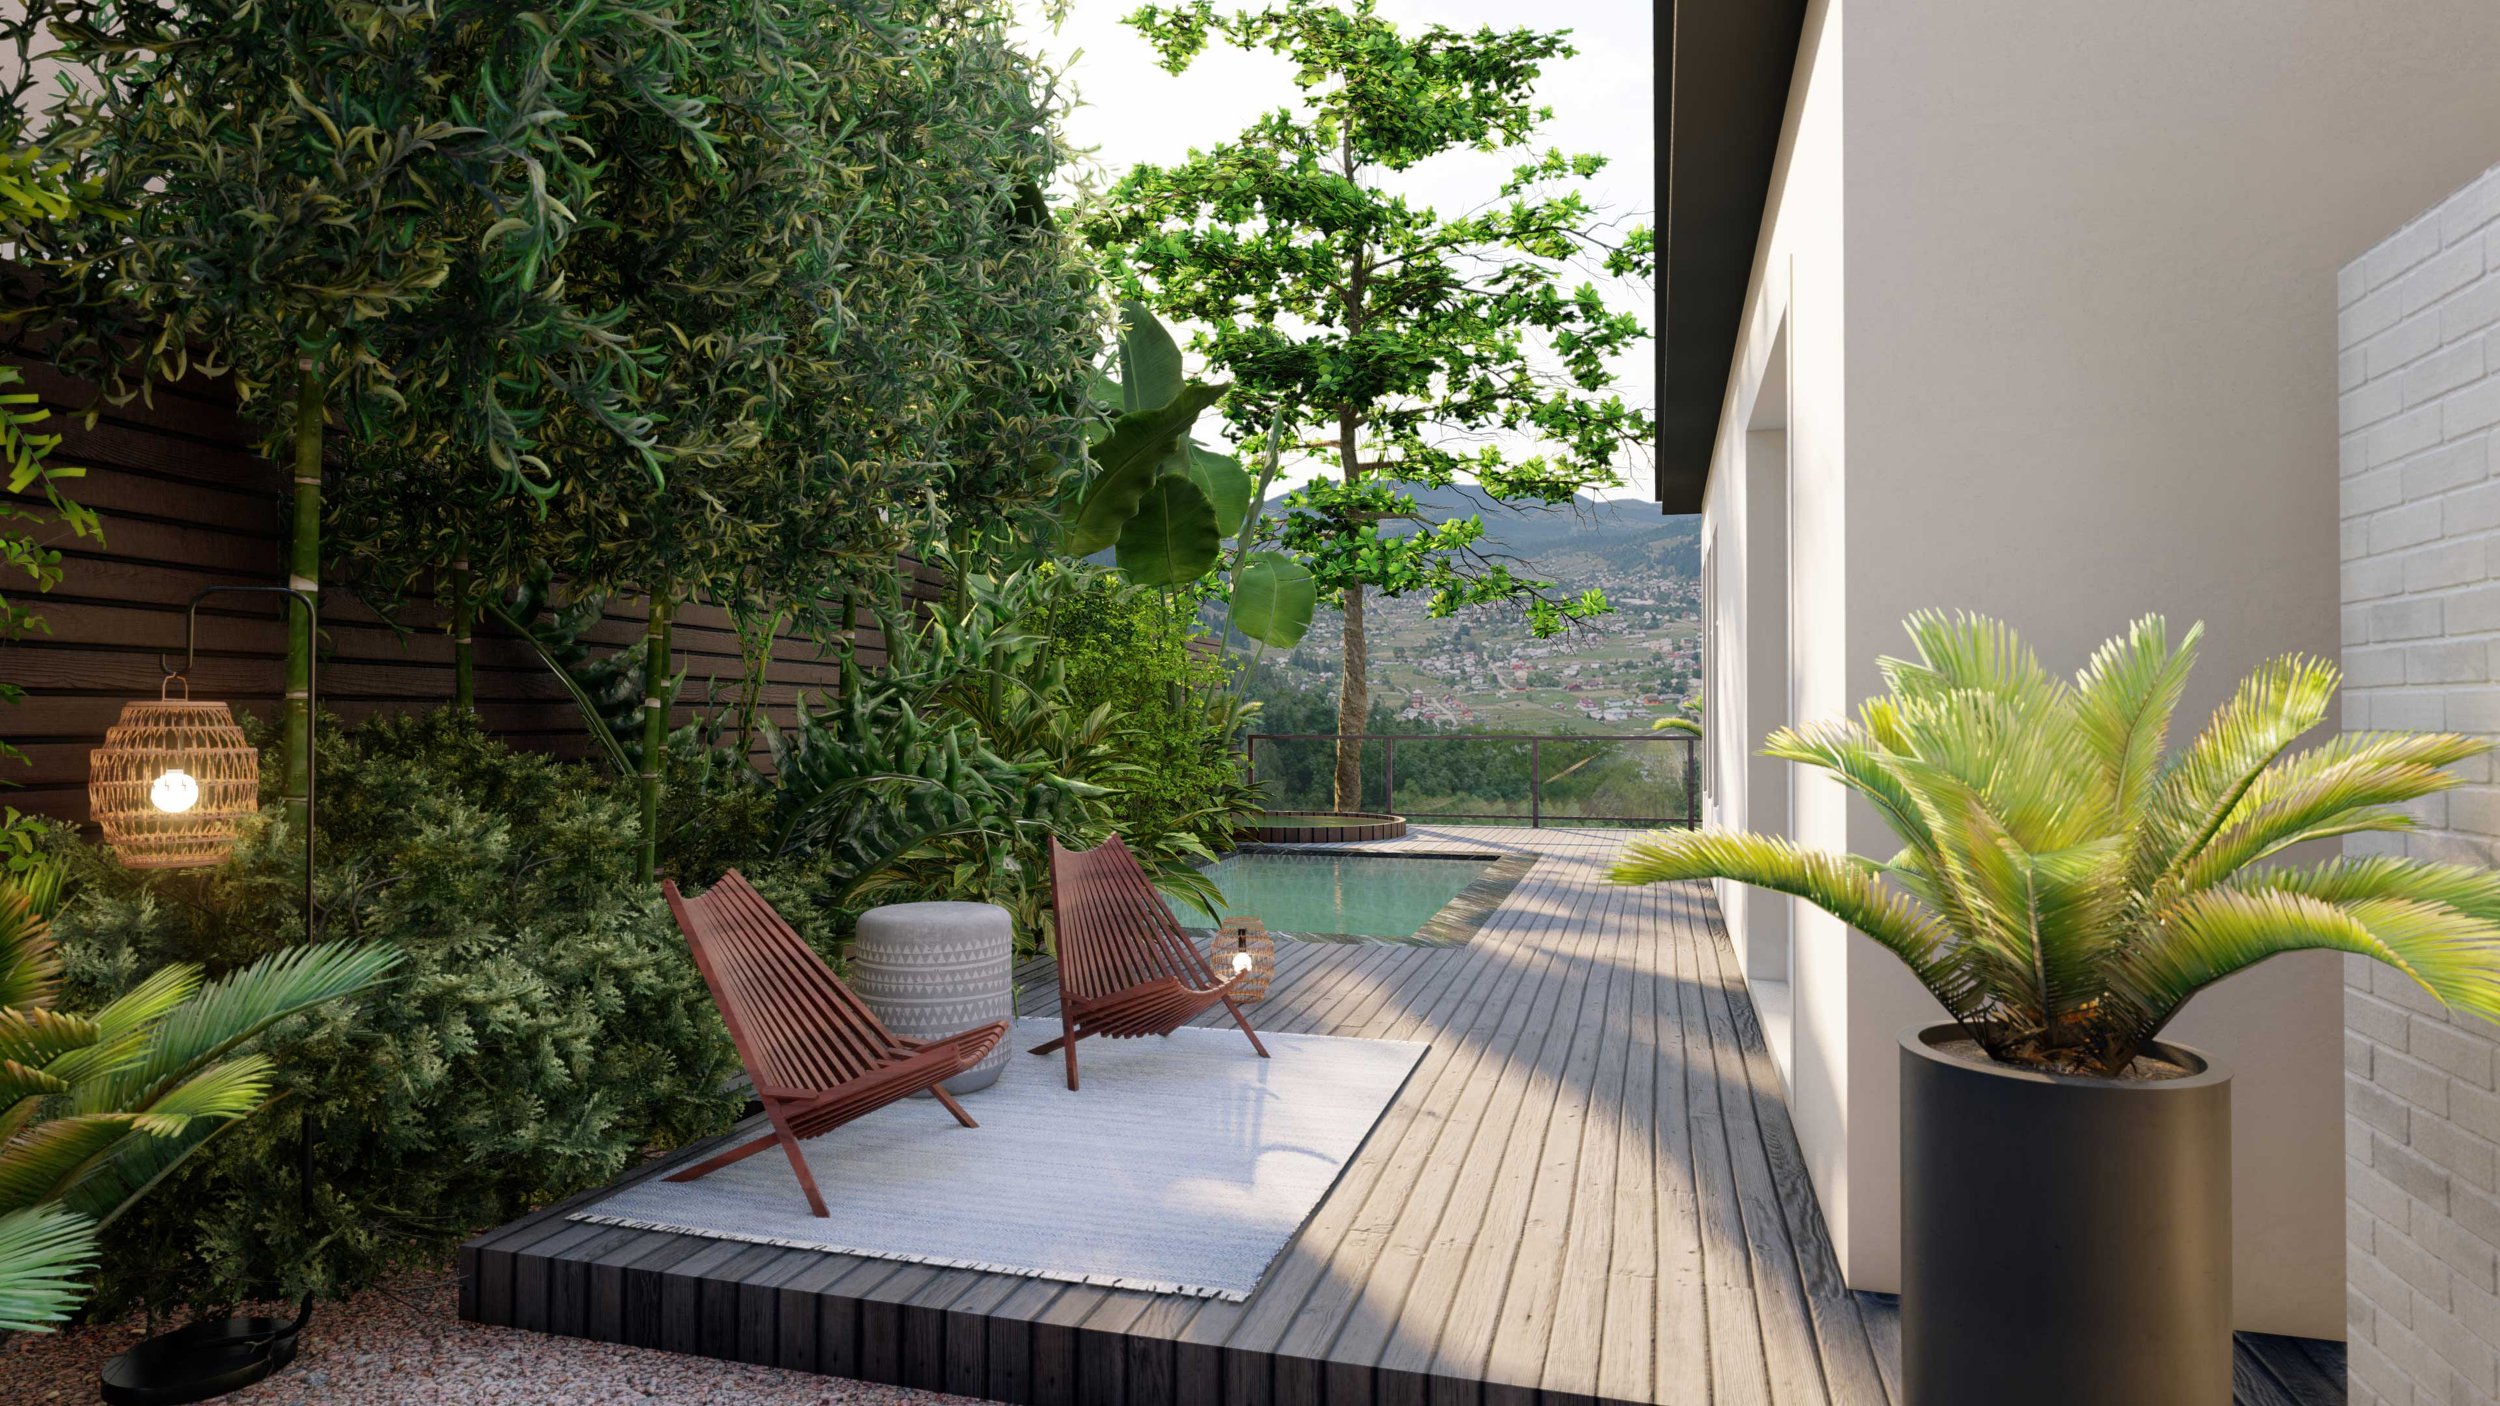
(1223, 995), (1269, 1058)
(664, 1129), (781, 1183)
(776, 1130), (831, 1218)
(1062, 1013), (1080, 1091)
(931, 1084), (979, 1129)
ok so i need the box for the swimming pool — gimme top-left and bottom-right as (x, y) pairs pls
(1168, 851), (1499, 939)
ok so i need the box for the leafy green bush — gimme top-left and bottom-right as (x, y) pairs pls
(1044, 568), (1255, 855)
(48, 711), (741, 1311)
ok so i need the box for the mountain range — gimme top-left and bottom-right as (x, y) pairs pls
(1374, 483), (1699, 591)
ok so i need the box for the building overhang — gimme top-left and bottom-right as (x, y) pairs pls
(1654, 0), (1807, 514)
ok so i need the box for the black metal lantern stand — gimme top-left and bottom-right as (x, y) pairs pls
(93, 585), (321, 1406)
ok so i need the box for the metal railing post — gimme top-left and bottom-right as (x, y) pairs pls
(1384, 738), (1396, 818)
(1530, 738), (1542, 828)
(1685, 736), (1699, 827)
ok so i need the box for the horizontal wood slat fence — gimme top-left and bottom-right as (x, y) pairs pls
(0, 350), (947, 826)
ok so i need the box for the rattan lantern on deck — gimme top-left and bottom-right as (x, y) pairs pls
(1211, 916), (1275, 1004)
(88, 678), (260, 869)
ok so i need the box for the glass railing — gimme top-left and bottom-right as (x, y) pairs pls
(1243, 732), (1699, 828)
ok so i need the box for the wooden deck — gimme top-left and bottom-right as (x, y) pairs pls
(459, 826), (2343, 1405)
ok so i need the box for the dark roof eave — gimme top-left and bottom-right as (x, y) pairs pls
(1654, 0), (1808, 514)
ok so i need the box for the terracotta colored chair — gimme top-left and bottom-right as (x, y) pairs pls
(662, 870), (1007, 1217)
(1032, 835), (1267, 1090)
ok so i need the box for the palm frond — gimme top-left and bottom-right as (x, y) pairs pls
(118, 1054), (273, 1135)
(0, 1059), (71, 1105)
(81, 964), (201, 1042)
(2180, 753), (2466, 890)
(0, 1204), (96, 1332)
(1764, 718), (1935, 855)
(0, 1006), (99, 1069)
(1880, 609), (2057, 706)
(64, 1092), (271, 1229)
(2122, 889), (2500, 1043)
(0, 883), (60, 1013)
(0, 1112), (146, 1212)
(1611, 829), (1979, 1021)
(2232, 855), (2500, 919)
(2070, 615), (2199, 830)
(86, 942), (398, 1115)
(2143, 652), (2339, 887)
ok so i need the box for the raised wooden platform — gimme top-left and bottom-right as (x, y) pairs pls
(459, 827), (2342, 1405)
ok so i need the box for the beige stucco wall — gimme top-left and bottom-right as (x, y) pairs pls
(1701, 0), (2500, 1338)
(1700, 0), (1853, 1271)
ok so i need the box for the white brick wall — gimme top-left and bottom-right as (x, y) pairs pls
(2345, 158), (2500, 1406)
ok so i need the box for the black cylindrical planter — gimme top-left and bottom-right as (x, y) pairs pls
(1900, 1024), (2232, 1406)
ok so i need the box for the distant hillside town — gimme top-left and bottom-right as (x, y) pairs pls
(1251, 491), (1702, 737)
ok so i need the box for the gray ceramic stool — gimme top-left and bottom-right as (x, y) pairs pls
(852, 900), (1015, 1093)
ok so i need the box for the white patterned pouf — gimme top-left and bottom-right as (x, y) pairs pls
(852, 901), (1016, 1093)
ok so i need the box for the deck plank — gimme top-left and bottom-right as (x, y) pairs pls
(460, 826), (2345, 1406)
(1700, 896), (1891, 1406)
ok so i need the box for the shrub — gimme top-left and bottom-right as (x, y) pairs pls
(49, 711), (741, 1310)
(1045, 569), (1254, 851)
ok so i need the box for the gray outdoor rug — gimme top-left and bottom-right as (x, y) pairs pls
(572, 1018), (1427, 1301)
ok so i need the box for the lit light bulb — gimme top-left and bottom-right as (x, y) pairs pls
(1231, 949), (1255, 976)
(151, 767), (200, 814)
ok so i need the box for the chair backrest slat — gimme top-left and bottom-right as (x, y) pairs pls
(1048, 836), (1221, 1001)
(666, 870), (909, 1093)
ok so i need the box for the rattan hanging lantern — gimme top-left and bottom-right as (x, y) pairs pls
(89, 678), (260, 869)
(1211, 916), (1276, 1004)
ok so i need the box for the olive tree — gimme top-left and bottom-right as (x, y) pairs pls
(326, 0), (1098, 882)
(14, 0), (674, 824)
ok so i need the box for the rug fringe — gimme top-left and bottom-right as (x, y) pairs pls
(564, 1211), (1252, 1302)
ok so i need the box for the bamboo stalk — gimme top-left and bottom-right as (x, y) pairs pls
(283, 363), (323, 832)
(636, 591), (674, 884)
(450, 557), (475, 714)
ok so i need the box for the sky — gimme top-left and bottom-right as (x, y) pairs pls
(1008, 0), (1659, 500)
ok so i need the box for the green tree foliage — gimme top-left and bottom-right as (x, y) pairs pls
(15, 0), (677, 826)
(1085, 0), (1653, 807)
(316, 0), (1098, 880)
(0, 54), (115, 777)
(48, 713), (740, 1308)
(1614, 614), (2500, 1075)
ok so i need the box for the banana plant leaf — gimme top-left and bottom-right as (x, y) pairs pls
(1230, 551), (1317, 647)
(1116, 476), (1224, 587)
(1066, 381), (1225, 556)
(1116, 299), (1185, 414)
(1179, 443), (1252, 538)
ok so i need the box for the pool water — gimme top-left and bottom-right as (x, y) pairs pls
(1170, 852), (1493, 938)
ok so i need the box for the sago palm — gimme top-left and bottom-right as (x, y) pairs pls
(1612, 612), (2500, 1076)
(0, 861), (398, 1328)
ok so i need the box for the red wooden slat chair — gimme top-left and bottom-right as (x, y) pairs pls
(1032, 835), (1267, 1090)
(662, 870), (1007, 1217)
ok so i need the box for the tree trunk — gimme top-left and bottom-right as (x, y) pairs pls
(450, 557), (475, 714)
(636, 591), (674, 884)
(284, 364), (323, 833)
(1334, 582), (1367, 809)
(1331, 402), (1367, 810)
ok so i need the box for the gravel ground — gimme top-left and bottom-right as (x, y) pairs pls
(2, 1264), (993, 1405)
